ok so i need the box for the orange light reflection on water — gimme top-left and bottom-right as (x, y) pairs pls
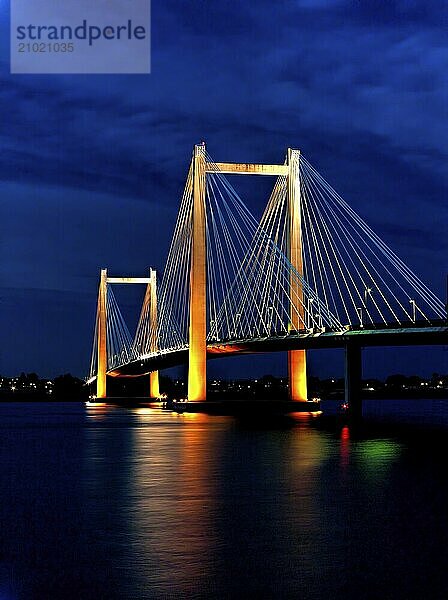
(84, 403), (109, 420)
(134, 406), (156, 417)
(290, 410), (323, 421)
(131, 412), (221, 594)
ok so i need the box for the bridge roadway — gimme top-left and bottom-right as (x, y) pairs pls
(109, 322), (448, 378)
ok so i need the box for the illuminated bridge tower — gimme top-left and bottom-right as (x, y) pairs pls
(188, 143), (207, 402)
(186, 143), (307, 402)
(148, 268), (160, 398)
(97, 268), (107, 399)
(95, 268), (160, 400)
(287, 148), (307, 402)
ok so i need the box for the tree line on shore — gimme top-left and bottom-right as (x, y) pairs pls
(1, 372), (447, 401)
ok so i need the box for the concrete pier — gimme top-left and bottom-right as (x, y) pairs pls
(345, 343), (363, 420)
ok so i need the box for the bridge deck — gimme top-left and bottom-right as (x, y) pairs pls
(108, 325), (448, 378)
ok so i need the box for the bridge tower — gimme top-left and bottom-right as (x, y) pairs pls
(186, 143), (308, 402)
(149, 268), (160, 398)
(188, 143), (207, 402)
(287, 149), (308, 402)
(97, 268), (108, 398)
(139, 267), (160, 398)
(345, 343), (363, 420)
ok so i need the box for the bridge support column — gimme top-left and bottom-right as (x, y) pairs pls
(97, 268), (107, 399)
(148, 268), (160, 398)
(345, 343), (362, 420)
(188, 143), (207, 402)
(287, 148), (307, 401)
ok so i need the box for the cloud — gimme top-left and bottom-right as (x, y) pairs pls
(0, 0), (446, 376)
(1, 1), (447, 194)
(0, 181), (176, 293)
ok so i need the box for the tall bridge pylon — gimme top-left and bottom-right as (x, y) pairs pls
(287, 148), (307, 401)
(187, 143), (307, 402)
(188, 144), (207, 401)
(96, 268), (107, 399)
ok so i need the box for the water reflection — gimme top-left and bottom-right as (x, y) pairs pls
(83, 408), (338, 597)
(354, 438), (402, 476)
(340, 425), (350, 470)
(83, 405), (142, 597)
(82, 408), (406, 598)
(3, 402), (445, 599)
(130, 411), (223, 596)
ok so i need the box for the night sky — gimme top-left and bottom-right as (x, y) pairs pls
(1, 1), (447, 379)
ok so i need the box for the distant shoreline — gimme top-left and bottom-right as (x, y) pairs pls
(1, 392), (448, 403)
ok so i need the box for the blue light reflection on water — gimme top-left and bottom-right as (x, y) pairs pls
(0, 402), (448, 599)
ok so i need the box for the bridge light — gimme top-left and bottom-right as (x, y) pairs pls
(314, 311), (323, 329)
(356, 307), (364, 328)
(267, 306), (273, 332)
(364, 287), (373, 305)
(409, 299), (416, 322)
(307, 298), (314, 328)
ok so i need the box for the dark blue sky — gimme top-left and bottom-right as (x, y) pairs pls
(1, 1), (447, 379)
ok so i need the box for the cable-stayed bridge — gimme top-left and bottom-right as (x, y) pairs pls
(86, 143), (447, 413)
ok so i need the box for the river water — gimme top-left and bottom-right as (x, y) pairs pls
(1, 401), (448, 599)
